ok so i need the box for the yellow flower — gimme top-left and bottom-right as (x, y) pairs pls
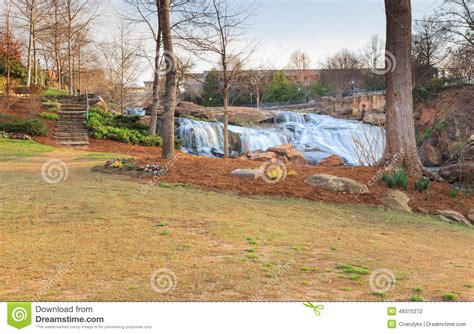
(113, 161), (123, 168)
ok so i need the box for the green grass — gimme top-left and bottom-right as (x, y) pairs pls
(39, 112), (61, 121)
(0, 139), (53, 162)
(410, 295), (424, 302)
(43, 88), (69, 97)
(75, 153), (132, 161)
(337, 264), (370, 275)
(442, 293), (458, 301)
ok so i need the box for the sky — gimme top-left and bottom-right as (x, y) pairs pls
(107, 0), (442, 83)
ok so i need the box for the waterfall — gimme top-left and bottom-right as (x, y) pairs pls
(175, 112), (385, 166)
(176, 118), (288, 157)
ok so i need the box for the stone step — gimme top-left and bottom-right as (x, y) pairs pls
(57, 141), (89, 146)
(54, 131), (87, 137)
(60, 111), (86, 115)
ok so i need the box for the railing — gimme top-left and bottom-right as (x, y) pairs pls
(85, 88), (90, 133)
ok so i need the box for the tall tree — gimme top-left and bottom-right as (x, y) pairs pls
(383, 0), (423, 178)
(12, 0), (49, 87)
(99, 21), (142, 114)
(159, 0), (177, 159)
(62, 0), (100, 95)
(186, 0), (256, 158)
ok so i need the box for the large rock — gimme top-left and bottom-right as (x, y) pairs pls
(435, 210), (472, 227)
(380, 191), (412, 212)
(230, 169), (261, 179)
(267, 144), (307, 165)
(438, 162), (474, 185)
(305, 174), (369, 194)
(317, 155), (345, 167)
(418, 141), (443, 167)
(245, 150), (277, 162)
(363, 113), (386, 126)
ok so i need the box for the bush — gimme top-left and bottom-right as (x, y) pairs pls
(39, 112), (60, 121)
(414, 177), (430, 192)
(0, 118), (49, 136)
(381, 168), (408, 190)
(41, 99), (61, 113)
(88, 109), (161, 146)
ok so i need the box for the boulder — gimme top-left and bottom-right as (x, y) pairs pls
(435, 210), (472, 227)
(304, 174), (369, 194)
(363, 113), (386, 126)
(230, 169), (261, 179)
(267, 144), (307, 165)
(467, 212), (474, 224)
(380, 191), (412, 212)
(418, 141), (443, 167)
(438, 162), (474, 185)
(317, 155), (345, 167)
(246, 150), (277, 162)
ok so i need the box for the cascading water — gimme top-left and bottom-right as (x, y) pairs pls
(176, 112), (385, 166)
(176, 118), (288, 157)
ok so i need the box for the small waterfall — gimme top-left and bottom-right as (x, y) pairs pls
(176, 118), (288, 156)
(176, 112), (385, 165)
(275, 112), (307, 124)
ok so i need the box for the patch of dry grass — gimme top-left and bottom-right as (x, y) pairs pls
(0, 147), (473, 302)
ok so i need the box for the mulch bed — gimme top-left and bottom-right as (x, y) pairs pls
(85, 139), (473, 217)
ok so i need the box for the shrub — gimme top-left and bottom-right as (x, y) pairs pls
(88, 109), (161, 146)
(414, 177), (430, 192)
(39, 112), (60, 121)
(0, 118), (49, 136)
(449, 188), (459, 198)
(41, 100), (61, 113)
(381, 168), (408, 190)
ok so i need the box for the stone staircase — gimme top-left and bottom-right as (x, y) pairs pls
(54, 100), (89, 146)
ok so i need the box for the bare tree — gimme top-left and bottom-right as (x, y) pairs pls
(287, 50), (311, 70)
(1, 0), (14, 94)
(412, 16), (448, 67)
(447, 43), (473, 80)
(99, 21), (142, 114)
(123, 0), (162, 135)
(12, 0), (49, 87)
(383, 0), (423, 178)
(437, 0), (473, 47)
(322, 49), (363, 97)
(362, 34), (385, 70)
(186, 0), (256, 158)
(159, 0), (177, 159)
(62, 0), (100, 95)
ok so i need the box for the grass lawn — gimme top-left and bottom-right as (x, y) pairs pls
(42, 88), (69, 97)
(0, 141), (473, 302)
(0, 139), (54, 162)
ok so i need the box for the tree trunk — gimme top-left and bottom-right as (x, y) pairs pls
(383, 0), (423, 178)
(149, 5), (162, 136)
(223, 87), (229, 158)
(26, 21), (33, 87)
(159, 0), (176, 159)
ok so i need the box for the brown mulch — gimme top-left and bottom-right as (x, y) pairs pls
(84, 139), (473, 217)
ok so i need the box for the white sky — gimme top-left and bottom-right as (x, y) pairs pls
(103, 0), (442, 84)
